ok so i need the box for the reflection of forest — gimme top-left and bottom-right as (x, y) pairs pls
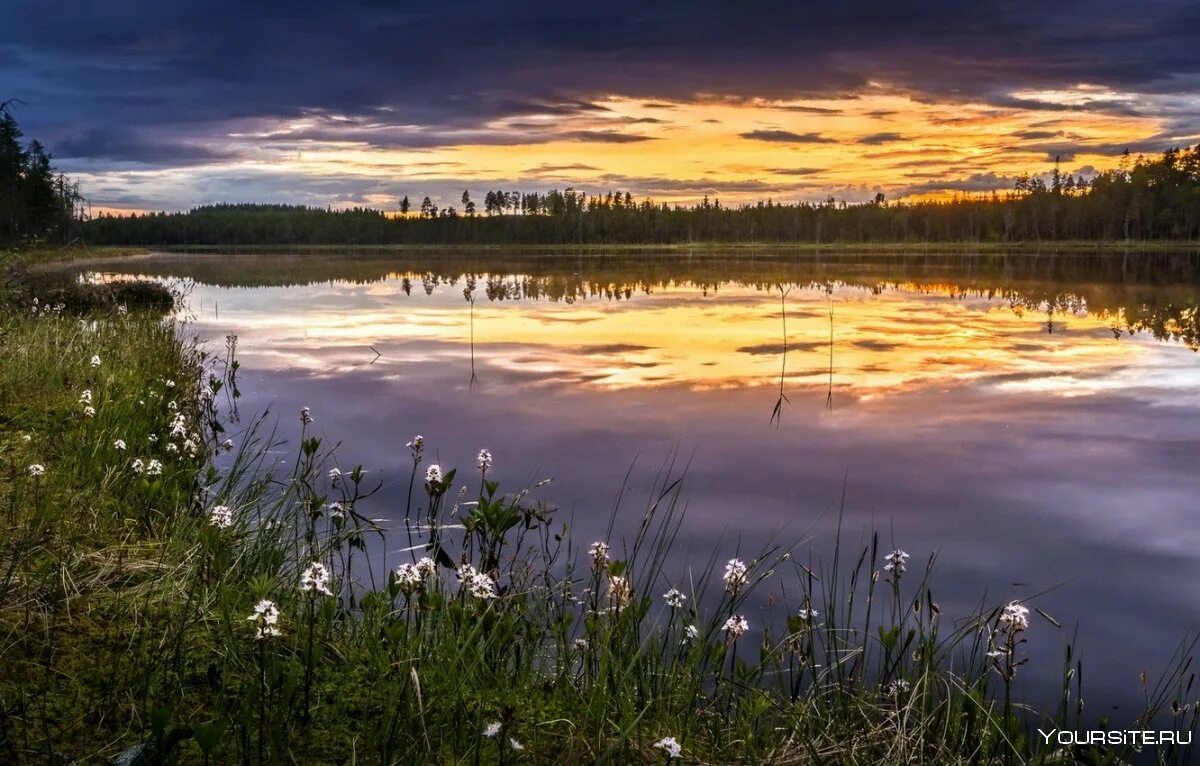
(75, 250), (1200, 349)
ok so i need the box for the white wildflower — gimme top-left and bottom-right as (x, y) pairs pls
(299, 406), (313, 424)
(998, 601), (1030, 633)
(113, 438), (127, 451)
(723, 614), (750, 639)
(483, 722), (501, 738)
(416, 557), (437, 577)
(588, 541), (610, 568)
(327, 501), (345, 520)
(166, 442), (180, 454)
(663, 588), (687, 609)
(328, 466), (342, 486)
(131, 458), (145, 475)
(221, 439), (235, 452)
(654, 736), (682, 760)
(300, 562), (333, 596)
(406, 434), (424, 451)
(395, 562), (424, 592)
(79, 389), (93, 404)
(456, 564), (498, 600)
(28, 463), (46, 478)
(22, 433), (32, 443)
(167, 400), (178, 411)
(425, 464), (443, 483)
(883, 549), (910, 577)
(797, 606), (819, 620)
(90, 355), (101, 368)
(209, 505), (233, 529)
(682, 624), (699, 644)
(573, 638), (590, 652)
(606, 575), (633, 611)
(117, 304), (128, 316)
(148, 434), (158, 444)
(146, 459), (163, 476)
(476, 448), (492, 473)
(723, 558), (749, 593)
(509, 738), (524, 751)
(165, 379), (176, 389)
(247, 599), (282, 639)
(83, 405), (96, 418)
(887, 678), (911, 697)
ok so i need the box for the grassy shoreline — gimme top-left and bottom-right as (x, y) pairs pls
(2, 246), (1198, 763)
(22, 240), (1200, 269)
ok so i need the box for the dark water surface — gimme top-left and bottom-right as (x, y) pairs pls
(86, 249), (1200, 715)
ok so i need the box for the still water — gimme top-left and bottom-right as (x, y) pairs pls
(86, 249), (1200, 713)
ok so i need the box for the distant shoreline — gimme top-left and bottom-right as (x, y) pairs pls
(40, 239), (1200, 262)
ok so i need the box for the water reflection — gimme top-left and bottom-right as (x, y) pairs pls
(85, 249), (1200, 713)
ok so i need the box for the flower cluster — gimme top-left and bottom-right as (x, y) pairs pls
(606, 575), (633, 611)
(299, 562), (333, 596)
(723, 558), (749, 593)
(476, 448), (492, 473)
(883, 549), (909, 577)
(395, 557), (437, 593)
(113, 438), (127, 452)
(724, 614), (750, 639)
(247, 599), (282, 639)
(209, 505), (234, 529)
(456, 564), (498, 600)
(682, 624), (700, 644)
(588, 541), (610, 568)
(998, 601), (1029, 633)
(299, 406), (313, 425)
(30, 298), (66, 316)
(425, 464), (443, 484)
(663, 588), (687, 609)
(28, 463), (45, 478)
(654, 736), (682, 759)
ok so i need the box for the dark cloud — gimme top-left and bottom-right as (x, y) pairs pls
(771, 105), (843, 114)
(1012, 129), (1066, 140)
(2, 0), (1199, 194)
(767, 167), (825, 176)
(555, 130), (657, 143)
(740, 130), (838, 144)
(898, 171), (1015, 196)
(54, 127), (243, 166)
(526, 163), (602, 173)
(858, 132), (908, 145)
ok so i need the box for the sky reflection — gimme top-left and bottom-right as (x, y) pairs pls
(96, 251), (1200, 715)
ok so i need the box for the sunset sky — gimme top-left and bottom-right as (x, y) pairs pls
(3, 0), (1199, 213)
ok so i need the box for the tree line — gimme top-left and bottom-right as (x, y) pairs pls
(86, 147), (1200, 245)
(0, 105), (85, 246)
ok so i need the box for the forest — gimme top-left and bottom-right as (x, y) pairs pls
(0, 106), (84, 246)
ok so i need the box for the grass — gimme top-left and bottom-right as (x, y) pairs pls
(1, 245), (1198, 763)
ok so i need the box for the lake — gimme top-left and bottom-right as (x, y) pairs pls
(81, 248), (1200, 714)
